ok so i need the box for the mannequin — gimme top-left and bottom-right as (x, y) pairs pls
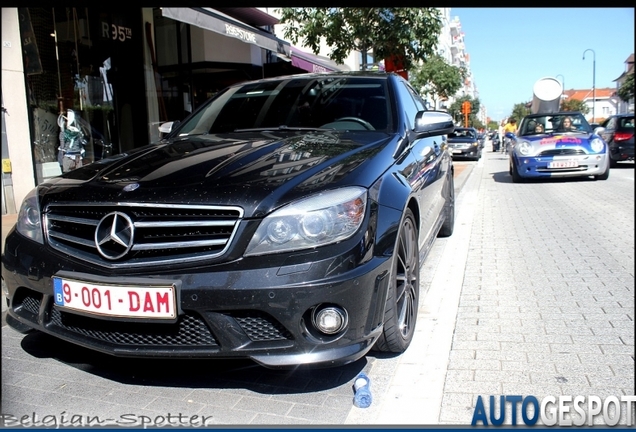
(57, 109), (85, 172)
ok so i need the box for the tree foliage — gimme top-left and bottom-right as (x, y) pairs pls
(511, 103), (531, 123)
(618, 73), (634, 102)
(409, 54), (466, 109)
(277, 8), (442, 70)
(560, 98), (590, 114)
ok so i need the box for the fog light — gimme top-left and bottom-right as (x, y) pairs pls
(312, 305), (348, 334)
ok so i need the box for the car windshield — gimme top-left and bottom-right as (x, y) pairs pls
(448, 129), (476, 139)
(520, 113), (592, 136)
(173, 76), (392, 136)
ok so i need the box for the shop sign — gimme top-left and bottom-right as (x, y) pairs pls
(224, 24), (256, 44)
(101, 21), (132, 42)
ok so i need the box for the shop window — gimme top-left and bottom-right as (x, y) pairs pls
(20, 7), (128, 182)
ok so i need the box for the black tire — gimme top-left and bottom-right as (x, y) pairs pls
(438, 173), (454, 238)
(609, 158), (618, 168)
(511, 159), (524, 183)
(373, 208), (419, 353)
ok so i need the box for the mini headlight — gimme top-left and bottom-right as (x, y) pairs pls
(245, 187), (367, 256)
(590, 138), (605, 153)
(16, 187), (44, 244)
(517, 141), (533, 156)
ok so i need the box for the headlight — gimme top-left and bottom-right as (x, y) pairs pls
(245, 187), (367, 256)
(590, 138), (605, 153)
(16, 187), (43, 244)
(517, 141), (533, 156)
(472, 142), (479, 147)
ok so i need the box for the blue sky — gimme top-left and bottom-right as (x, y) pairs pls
(450, 8), (634, 122)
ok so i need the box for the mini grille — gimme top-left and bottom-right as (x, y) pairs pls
(49, 308), (218, 347)
(44, 203), (243, 268)
(231, 312), (292, 341)
(539, 149), (586, 156)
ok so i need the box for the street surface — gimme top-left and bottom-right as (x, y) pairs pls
(2, 143), (634, 426)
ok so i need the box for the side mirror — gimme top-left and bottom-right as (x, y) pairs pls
(158, 121), (174, 134)
(413, 111), (455, 138)
(593, 126), (606, 135)
(158, 120), (181, 138)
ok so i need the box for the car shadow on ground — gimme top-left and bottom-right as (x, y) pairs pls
(19, 331), (367, 394)
(611, 161), (635, 169)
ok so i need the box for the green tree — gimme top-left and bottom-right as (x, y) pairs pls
(277, 8), (442, 70)
(511, 102), (531, 123)
(449, 96), (481, 127)
(560, 98), (590, 114)
(487, 120), (499, 130)
(409, 54), (466, 109)
(617, 73), (634, 102)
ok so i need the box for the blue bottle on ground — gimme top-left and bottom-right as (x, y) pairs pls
(353, 372), (372, 408)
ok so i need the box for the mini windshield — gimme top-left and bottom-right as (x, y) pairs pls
(521, 113), (592, 136)
(174, 76), (392, 136)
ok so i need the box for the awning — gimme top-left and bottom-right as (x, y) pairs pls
(161, 7), (291, 57)
(290, 47), (348, 73)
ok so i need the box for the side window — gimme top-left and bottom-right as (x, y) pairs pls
(395, 82), (420, 129)
(606, 118), (616, 131)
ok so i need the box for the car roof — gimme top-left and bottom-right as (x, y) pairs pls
(228, 71), (394, 86)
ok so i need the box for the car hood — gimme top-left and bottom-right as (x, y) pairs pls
(40, 131), (396, 217)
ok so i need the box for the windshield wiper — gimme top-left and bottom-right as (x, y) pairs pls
(233, 126), (333, 132)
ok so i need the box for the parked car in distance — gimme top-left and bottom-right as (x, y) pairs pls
(447, 127), (482, 160)
(491, 132), (501, 152)
(509, 111), (609, 183)
(599, 113), (634, 167)
(2, 71), (456, 369)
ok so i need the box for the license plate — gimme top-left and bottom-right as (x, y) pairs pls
(548, 160), (578, 168)
(52, 277), (176, 320)
(452, 150), (463, 154)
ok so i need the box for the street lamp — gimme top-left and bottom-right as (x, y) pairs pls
(583, 49), (596, 122)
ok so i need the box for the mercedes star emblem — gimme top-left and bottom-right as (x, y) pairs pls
(95, 212), (135, 260)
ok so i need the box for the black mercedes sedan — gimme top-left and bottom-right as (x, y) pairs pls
(2, 72), (455, 368)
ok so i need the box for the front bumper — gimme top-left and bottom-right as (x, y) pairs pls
(511, 153), (609, 178)
(450, 146), (480, 157)
(2, 229), (392, 369)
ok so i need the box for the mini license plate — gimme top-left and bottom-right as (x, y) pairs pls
(548, 160), (578, 168)
(452, 150), (463, 154)
(52, 277), (176, 320)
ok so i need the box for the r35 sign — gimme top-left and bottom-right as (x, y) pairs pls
(101, 22), (132, 42)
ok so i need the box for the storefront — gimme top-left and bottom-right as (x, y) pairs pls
(18, 7), (148, 183)
(2, 7), (334, 214)
(155, 7), (292, 126)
